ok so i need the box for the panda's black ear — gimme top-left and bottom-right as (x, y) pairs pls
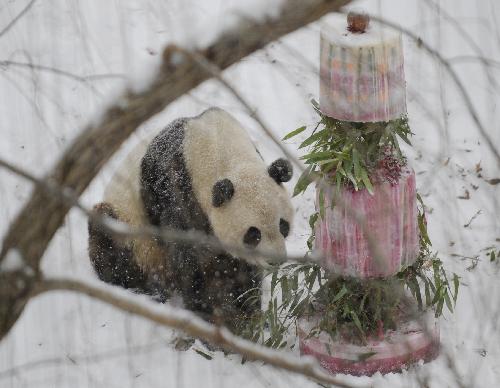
(212, 178), (235, 207)
(268, 158), (293, 184)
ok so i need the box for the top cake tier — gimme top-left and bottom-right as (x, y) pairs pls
(320, 13), (406, 122)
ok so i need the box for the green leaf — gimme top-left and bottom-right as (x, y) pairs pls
(360, 168), (374, 194)
(317, 158), (339, 166)
(308, 212), (319, 229)
(424, 278), (431, 306)
(416, 193), (425, 208)
(282, 126), (306, 141)
(293, 166), (313, 197)
(435, 296), (444, 317)
(350, 310), (364, 335)
(271, 270), (278, 295)
(352, 148), (362, 179)
(291, 296), (310, 317)
(397, 130), (412, 146)
(298, 129), (330, 149)
(281, 277), (290, 304)
(452, 273), (460, 303)
(319, 189), (325, 219)
(299, 150), (333, 161)
(346, 170), (358, 191)
(444, 290), (453, 313)
(194, 349), (213, 360)
(408, 277), (422, 310)
(418, 212), (432, 247)
(357, 351), (377, 362)
(332, 285), (348, 303)
(306, 267), (318, 291)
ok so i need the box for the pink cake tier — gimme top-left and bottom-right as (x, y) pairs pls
(298, 310), (439, 376)
(320, 13), (406, 122)
(315, 167), (419, 278)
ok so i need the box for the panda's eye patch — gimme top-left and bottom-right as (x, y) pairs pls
(212, 178), (234, 207)
(279, 218), (290, 238)
(243, 227), (261, 248)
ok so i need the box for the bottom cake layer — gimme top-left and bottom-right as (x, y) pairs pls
(298, 310), (439, 376)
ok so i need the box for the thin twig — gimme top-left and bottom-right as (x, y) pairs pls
(367, 14), (500, 166)
(0, 60), (125, 82)
(0, 0), (37, 39)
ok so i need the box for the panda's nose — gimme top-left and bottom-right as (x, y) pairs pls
(243, 227), (261, 248)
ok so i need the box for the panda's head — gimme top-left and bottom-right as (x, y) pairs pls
(209, 158), (294, 263)
(180, 108), (295, 264)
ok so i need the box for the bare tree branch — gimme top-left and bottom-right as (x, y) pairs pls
(31, 277), (360, 388)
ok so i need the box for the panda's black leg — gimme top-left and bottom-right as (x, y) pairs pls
(88, 202), (148, 290)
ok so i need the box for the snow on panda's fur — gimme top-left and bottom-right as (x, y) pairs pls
(88, 108), (294, 328)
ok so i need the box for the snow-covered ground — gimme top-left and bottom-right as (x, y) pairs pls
(0, 0), (499, 387)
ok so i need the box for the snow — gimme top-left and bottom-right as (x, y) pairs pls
(0, 0), (499, 387)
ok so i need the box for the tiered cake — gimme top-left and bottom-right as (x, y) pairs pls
(298, 11), (439, 375)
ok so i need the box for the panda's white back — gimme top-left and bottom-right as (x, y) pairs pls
(103, 138), (150, 225)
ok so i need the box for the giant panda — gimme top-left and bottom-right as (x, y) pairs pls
(88, 107), (294, 331)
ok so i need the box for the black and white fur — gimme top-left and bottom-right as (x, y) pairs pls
(88, 108), (294, 329)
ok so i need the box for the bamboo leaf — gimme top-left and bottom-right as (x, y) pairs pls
(299, 150), (333, 161)
(319, 189), (325, 219)
(282, 126), (306, 141)
(435, 296), (444, 317)
(293, 166), (313, 197)
(332, 285), (348, 303)
(281, 277), (290, 305)
(418, 212), (432, 247)
(397, 130), (412, 146)
(360, 168), (374, 194)
(298, 129), (330, 149)
(408, 277), (422, 310)
(346, 170), (358, 191)
(317, 158), (339, 166)
(271, 270), (278, 295)
(194, 349), (213, 360)
(452, 274), (459, 303)
(357, 351), (377, 362)
(350, 310), (364, 335)
(424, 278), (431, 306)
(352, 148), (362, 179)
(444, 290), (453, 313)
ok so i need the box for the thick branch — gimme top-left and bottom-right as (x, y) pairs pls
(32, 277), (359, 388)
(0, 0), (352, 339)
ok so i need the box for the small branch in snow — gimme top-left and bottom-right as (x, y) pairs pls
(463, 210), (482, 228)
